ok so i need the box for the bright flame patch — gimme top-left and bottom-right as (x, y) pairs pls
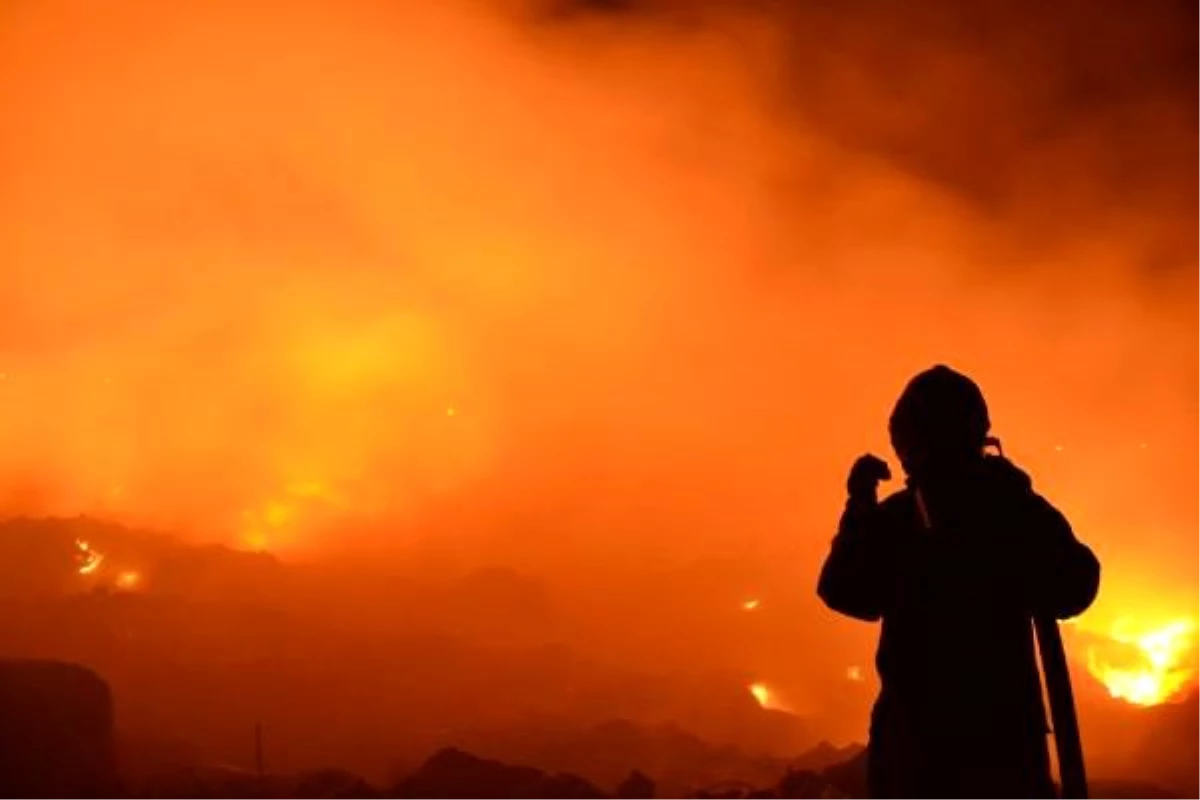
(747, 681), (791, 712)
(748, 681), (771, 707)
(1085, 617), (1198, 706)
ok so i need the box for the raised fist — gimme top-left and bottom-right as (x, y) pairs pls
(847, 454), (891, 505)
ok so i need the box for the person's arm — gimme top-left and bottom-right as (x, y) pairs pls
(817, 503), (895, 621)
(1024, 497), (1100, 620)
(817, 455), (897, 622)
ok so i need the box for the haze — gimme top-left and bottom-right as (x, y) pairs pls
(0, 0), (1194, 782)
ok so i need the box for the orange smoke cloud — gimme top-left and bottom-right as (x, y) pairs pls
(0, 0), (1194, 746)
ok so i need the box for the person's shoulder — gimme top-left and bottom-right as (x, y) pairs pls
(878, 488), (915, 518)
(980, 455), (1034, 494)
(981, 456), (1071, 525)
(870, 490), (920, 534)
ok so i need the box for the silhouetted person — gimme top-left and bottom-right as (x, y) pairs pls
(818, 366), (1100, 799)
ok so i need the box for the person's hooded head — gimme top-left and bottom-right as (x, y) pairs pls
(889, 365), (990, 482)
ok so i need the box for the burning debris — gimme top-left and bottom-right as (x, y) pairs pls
(71, 537), (145, 592)
(74, 539), (104, 575)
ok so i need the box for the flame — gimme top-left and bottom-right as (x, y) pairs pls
(74, 539), (104, 575)
(1085, 617), (1198, 706)
(742, 599), (760, 611)
(846, 665), (864, 682)
(747, 681), (791, 712)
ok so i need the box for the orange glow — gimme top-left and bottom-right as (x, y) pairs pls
(115, 570), (142, 591)
(242, 530), (270, 554)
(1085, 618), (1198, 706)
(238, 480), (342, 553)
(263, 501), (293, 528)
(846, 665), (864, 682)
(0, 0), (1191, 770)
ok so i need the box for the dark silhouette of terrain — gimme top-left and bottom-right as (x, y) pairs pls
(0, 657), (1191, 798)
(116, 746), (1195, 799)
(0, 517), (1193, 798)
(452, 717), (855, 797)
(0, 516), (815, 780)
(0, 660), (119, 798)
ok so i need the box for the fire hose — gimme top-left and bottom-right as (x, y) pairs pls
(983, 438), (1088, 799)
(1035, 614), (1089, 799)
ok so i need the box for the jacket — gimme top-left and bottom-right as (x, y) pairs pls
(818, 456), (1100, 798)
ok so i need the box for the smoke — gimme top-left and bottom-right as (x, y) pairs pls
(0, 0), (1195, 742)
